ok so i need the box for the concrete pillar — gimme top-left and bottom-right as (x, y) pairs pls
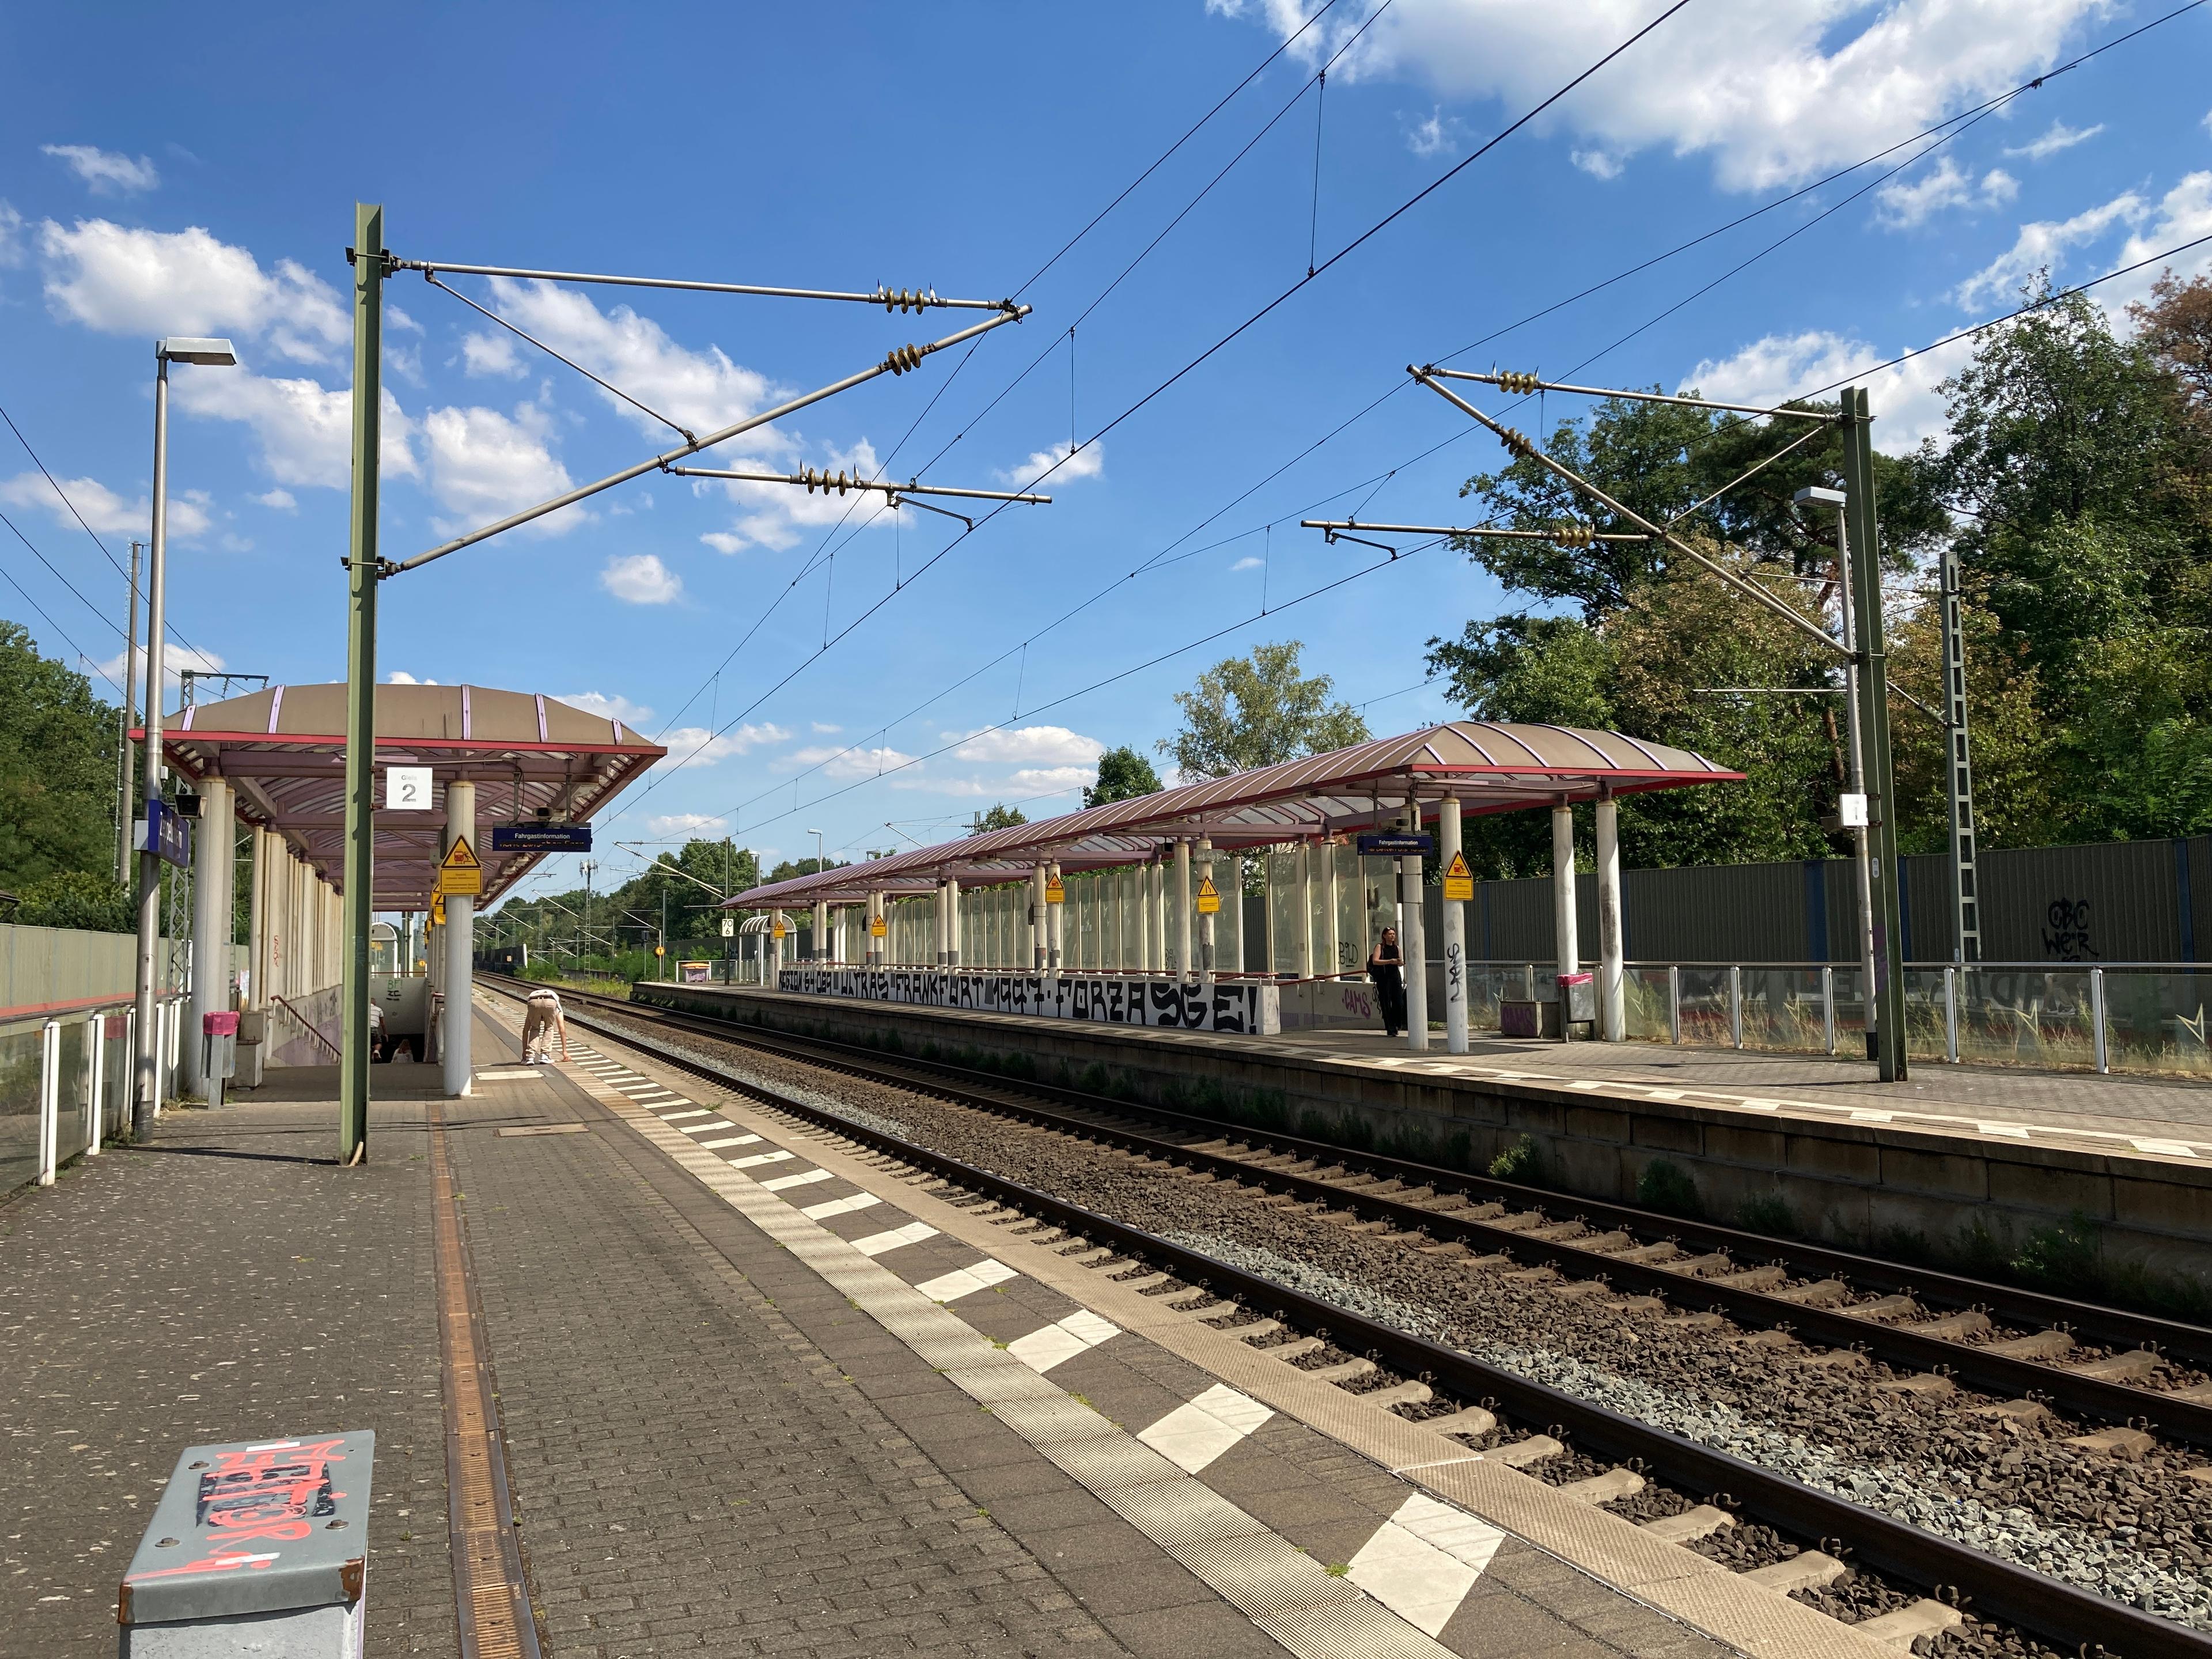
(1320, 838), (1341, 978)
(1046, 861), (1065, 980)
(1174, 840), (1192, 980)
(945, 878), (961, 968)
(185, 777), (232, 1093)
(442, 780), (476, 1097)
(1596, 794), (1625, 1041)
(1294, 843), (1314, 979)
(1197, 838), (1216, 987)
(1440, 797), (1468, 1055)
(1150, 859), (1166, 972)
(1400, 802), (1429, 1051)
(772, 911), (786, 980)
(1551, 802), (1580, 987)
(1029, 866), (1047, 972)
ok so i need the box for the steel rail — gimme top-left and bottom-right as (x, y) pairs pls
(590, 981), (2212, 1449)
(601, 980), (2212, 1373)
(484, 978), (2212, 1659)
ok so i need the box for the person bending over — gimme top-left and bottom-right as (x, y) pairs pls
(521, 985), (568, 1063)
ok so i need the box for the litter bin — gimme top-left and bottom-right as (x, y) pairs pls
(119, 1431), (373, 1656)
(200, 1012), (238, 1109)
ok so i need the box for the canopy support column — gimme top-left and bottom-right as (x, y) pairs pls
(1046, 862), (1064, 986)
(1596, 793), (1625, 1041)
(442, 779), (475, 1097)
(1400, 801), (1429, 1051)
(1552, 801), (1580, 1025)
(1029, 866), (1047, 972)
(1320, 838), (1341, 979)
(1198, 838), (1215, 991)
(1440, 797), (1468, 1055)
(185, 776), (233, 1096)
(945, 878), (961, 968)
(1294, 843), (1314, 980)
(1174, 840), (1192, 982)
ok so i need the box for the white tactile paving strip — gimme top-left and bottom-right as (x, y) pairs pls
(477, 999), (1895, 1659)
(546, 1039), (1476, 1659)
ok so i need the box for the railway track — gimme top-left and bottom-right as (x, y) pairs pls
(491, 976), (2212, 1657)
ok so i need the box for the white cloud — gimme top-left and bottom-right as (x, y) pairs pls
(660, 722), (792, 768)
(460, 329), (527, 378)
(38, 219), (347, 362)
(648, 812), (728, 836)
(948, 725), (1105, 766)
(474, 277), (778, 439)
(422, 399), (578, 536)
(97, 639), (224, 696)
(1006, 766), (1093, 794)
(385, 670), (439, 684)
(699, 531), (747, 554)
(252, 488), (296, 511)
(42, 144), (158, 196)
(556, 690), (654, 727)
(788, 742), (915, 779)
(1681, 328), (1963, 456)
(600, 551), (681, 604)
(0, 202), (23, 268)
(387, 305), (423, 335)
(997, 438), (1103, 489)
(1570, 148), (1622, 181)
(2005, 119), (2104, 161)
(2108, 172), (2212, 312)
(1407, 109), (1459, 157)
(176, 372), (418, 489)
(1225, 0), (2107, 192)
(1873, 156), (2016, 229)
(1231, 555), (1266, 571)
(0, 470), (211, 539)
(811, 721), (842, 734)
(1953, 190), (2149, 308)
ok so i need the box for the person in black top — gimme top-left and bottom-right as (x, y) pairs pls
(1368, 926), (1406, 1039)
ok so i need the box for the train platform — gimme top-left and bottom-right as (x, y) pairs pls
(629, 980), (2212, 1287)
(1, 995), (1916, 1659)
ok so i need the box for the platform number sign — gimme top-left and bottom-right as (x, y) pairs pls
(385, 766), (433, 810)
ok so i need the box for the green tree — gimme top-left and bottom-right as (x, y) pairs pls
(0, 620), (121, 897)
(13, 868), (132, 932)
(969, 803), (1028, 832)
(1159, 642), (1369, 781)
(1084, 745), (1161, 807)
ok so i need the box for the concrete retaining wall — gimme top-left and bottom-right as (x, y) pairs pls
(634, 981), (2212, 1293)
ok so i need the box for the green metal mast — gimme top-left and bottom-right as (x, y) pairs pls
(339, 202), (385, 1162)
(1840, 386), (1909, 1081)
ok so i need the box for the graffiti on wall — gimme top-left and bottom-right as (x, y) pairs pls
(776, 967), (1281, 1035)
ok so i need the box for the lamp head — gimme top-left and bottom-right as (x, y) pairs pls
(1793, 486), (1846, 508)
(157, 338), (238, 366)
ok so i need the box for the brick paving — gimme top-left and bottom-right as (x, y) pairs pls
(0, 1084), (456, 1656)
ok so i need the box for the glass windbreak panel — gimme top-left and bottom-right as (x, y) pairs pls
(102, 1014), (131, 1138)
(1266, 851), (1301, 975)
(1464, 965), (1513, 1031)
(1217, 861), (1244, 974)
(1359, 857), (1396, 971)
(1737, 968), (1826, 1054)
(1674, 967), (1730, 1044)
(1902, 969), (1951, 1063)
(2105, 969), (2212, 1077)
(57, 1018), (92, 1162)
(1623, 967), (1673, 1041)
(1956, 967), (2095, 1069)
(0, 1022), (41, 1194)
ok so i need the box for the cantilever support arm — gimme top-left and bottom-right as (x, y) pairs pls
(388, 308), (1028, 575)
(1408, 366), (1850, 662)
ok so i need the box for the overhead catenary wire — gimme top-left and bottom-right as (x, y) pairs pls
(622, 2), (1691, 807)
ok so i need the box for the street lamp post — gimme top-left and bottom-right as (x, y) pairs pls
(132, 338), (236, 1142)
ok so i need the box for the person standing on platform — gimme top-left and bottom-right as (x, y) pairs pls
(1368, 926), (1406, 1039)
(522, 984), (568, 1064)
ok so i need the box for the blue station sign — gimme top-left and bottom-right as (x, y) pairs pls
(491, 823), (592, 853)
(139, 799), (194, 868)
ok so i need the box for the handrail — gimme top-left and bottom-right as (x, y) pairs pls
(268, 993), (342, 1059)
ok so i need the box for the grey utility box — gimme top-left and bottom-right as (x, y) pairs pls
(119, 1431), (373, 1657)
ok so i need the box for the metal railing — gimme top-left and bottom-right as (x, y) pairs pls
(1, 992), (187, 1198)
(1448, 960), (2208, 1078)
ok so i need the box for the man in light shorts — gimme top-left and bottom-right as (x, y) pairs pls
(521, 985), (567, 1063)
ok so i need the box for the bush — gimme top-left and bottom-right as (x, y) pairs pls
(1488, 1134), (1547, 1187)
(1636, 1158), (1703, 1219)
(1736, 1194), (1797, 1237)
(13, 868), (132, 932)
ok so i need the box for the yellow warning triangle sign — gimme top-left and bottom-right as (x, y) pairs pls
(441, 836), (480, 870)
(1196, 877), (1219, 899)
(1195, 876), (1221, 915)
(1442, 849), (1474, 902)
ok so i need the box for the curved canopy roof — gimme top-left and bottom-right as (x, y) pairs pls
(729, 720), (1740, 910)
(155, 683), (664, 909)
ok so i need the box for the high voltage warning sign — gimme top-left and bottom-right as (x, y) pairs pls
(1195, 877), (1221, 915)
(1442, 850), (1474, 902)
(436, 836), (483, 897)
(1044, 877), (1066, 904)
(869, 916), (888, 937)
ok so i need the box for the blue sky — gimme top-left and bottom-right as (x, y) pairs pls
(2, 1), (2209, 903)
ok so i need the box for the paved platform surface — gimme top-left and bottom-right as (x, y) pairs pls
(0, 997), (1836, 1659)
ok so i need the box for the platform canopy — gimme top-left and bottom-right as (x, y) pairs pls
(154, 683), (666, 910)
(727, 720), (1741, 911)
